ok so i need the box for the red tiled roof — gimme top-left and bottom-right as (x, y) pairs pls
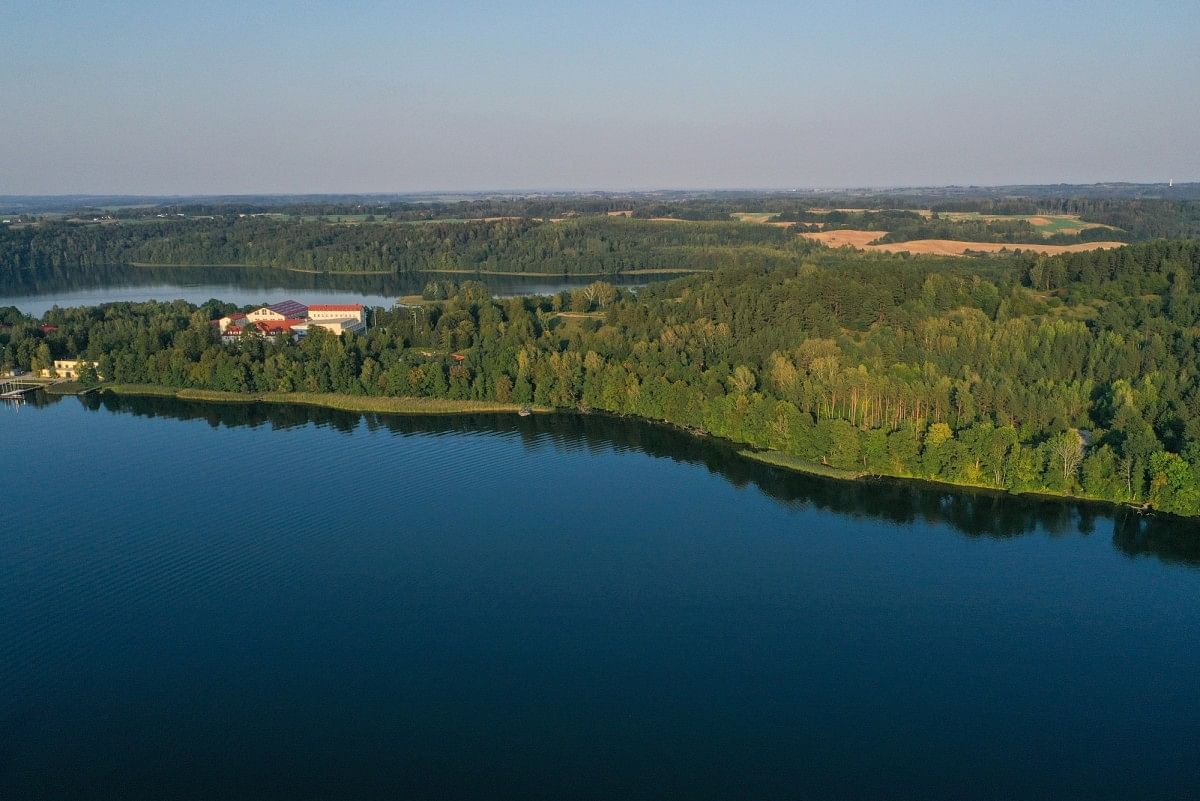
(40, 324), (59, 333)
(254, 318), (305, 333)
(308, 304), (363, 312)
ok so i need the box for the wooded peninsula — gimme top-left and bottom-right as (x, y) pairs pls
(3, 219), (1199, 517)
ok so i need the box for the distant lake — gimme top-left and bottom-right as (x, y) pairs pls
(0, 264), (690, 316)
(2, 394), (1198, 800)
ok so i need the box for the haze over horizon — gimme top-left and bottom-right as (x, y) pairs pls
(3, 0), (1197, 195)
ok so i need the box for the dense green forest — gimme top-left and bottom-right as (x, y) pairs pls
(4, 241), (1200, 518)
(2, 192), (1197, 276)
(0, 217), (814, 276)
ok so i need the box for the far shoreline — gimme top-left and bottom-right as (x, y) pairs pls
(126, 262), (707, 277)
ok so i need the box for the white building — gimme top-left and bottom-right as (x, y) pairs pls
(246, 300), (308, 323)
(41, 359), (101, 379)
(215, 301), (366, 343)
(307, 304), (365, 324)
(298, 304), (366, 334)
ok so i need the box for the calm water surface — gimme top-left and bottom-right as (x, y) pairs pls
(0, 265), (684, 316)
(1, 395), (1198, 800)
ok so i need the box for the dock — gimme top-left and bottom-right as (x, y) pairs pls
(0, 378), (57, 401)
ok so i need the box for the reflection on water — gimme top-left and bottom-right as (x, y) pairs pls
(0, 263), (688, 315)
(8, 388), (1200, 801)
(74, 391), (1200, 565)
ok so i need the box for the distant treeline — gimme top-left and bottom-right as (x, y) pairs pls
(0, 217), (814, 276)
(3, 194), (1198, 277)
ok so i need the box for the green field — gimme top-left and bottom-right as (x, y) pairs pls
(937, 211), (1118, 236)
(730, 212), (781, 223)
(738, 449), (865, 479)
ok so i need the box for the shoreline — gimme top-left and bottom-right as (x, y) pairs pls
(125, 262), (706, 277)
(740, 445), (1161, 518)
(101, 385), (551, 416)
(416, 268), (708, 277)
(94, 384), (1181, 519)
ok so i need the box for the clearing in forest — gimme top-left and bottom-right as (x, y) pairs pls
(930, 211), (1119, 237)
(799, 229), (887, 248)
(865, 239), (1128, 256)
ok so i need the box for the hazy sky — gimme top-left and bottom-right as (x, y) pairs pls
(3, 0), (1197, 194)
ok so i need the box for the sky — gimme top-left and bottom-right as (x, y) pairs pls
(2, 0), (1198, 194)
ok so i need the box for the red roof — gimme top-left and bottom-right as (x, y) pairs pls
(40, 324), (59, 333)
(308, 304), (363, 312)
(254, 318), (305, 333)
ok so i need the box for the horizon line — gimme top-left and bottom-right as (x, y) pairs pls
(2, 180), (1197, 201)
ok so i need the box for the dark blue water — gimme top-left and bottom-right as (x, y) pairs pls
(2, 395), (1198, 800)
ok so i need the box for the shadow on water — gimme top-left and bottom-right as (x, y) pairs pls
(73, 391), (1200, 566)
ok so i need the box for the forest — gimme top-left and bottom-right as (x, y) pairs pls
(0, 216), (812, 276)
(2, 192), (1198, 277)
(3, 240), (1200, 518)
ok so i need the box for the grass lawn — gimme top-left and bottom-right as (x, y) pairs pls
(44, 381), (86, 395)
(103, 385), (548, 415)
(739, 449), (864, 480)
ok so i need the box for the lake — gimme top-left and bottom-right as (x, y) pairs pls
(2, 394), (1198, 800)
(0, 264), (688, 317)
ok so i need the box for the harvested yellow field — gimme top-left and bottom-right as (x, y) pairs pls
(800, 229), (1127, 256)
(865, 239), (1128, 256)
(800, 229), (886, 247)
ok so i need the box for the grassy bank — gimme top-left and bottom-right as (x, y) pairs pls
(417, 268), (709, 277)
(44, 381), (86, 395)
(739, 449), (865, 480)
(102, 384), (546, 415)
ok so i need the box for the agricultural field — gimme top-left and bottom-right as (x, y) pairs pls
(799, 229), (1127, 255)
(799, 229), (887, 248)
(730, 212), (781, 223)
(869, 238), (1128, 256)
(924, 211), (1119, 237)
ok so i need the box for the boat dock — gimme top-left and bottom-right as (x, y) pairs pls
(1, 378), (56, 401)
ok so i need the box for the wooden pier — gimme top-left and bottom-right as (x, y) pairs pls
(0, 379), (53, 401)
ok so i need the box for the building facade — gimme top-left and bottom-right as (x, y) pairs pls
(41, 359), (101, 379)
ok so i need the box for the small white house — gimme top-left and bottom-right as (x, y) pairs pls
(41, 359), (101, 379)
